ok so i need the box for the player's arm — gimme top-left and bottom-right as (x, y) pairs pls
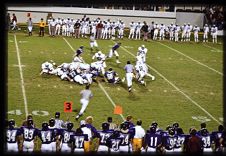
(17, 133), (23, 152)
(33, 136), (39, 151)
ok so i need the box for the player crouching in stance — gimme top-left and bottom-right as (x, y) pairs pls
(104, 68), (121, 84)
(40, 60), (56, 75)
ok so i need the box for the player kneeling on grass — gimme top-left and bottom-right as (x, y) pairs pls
(104, 68), (121, 84)
(40, 61), (56, 75)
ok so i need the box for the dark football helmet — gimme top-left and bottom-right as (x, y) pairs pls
(67, 122), (74, 130)
(149, 125), (157, 134)
(173, 122), (179, 128)
(42, 122), (49, 130)
(8, 119), (15, 128)
(27, 119), (33, 127)
(201, 128), (208, 136)
(55, 112), (60, 118)
(49, 118), (55, 127)
(151, 121), (158, 128)
(102, 122), (110, 131)
(168, 127), (175, 136)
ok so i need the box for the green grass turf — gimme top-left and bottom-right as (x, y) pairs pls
(7, 31), (223, 151)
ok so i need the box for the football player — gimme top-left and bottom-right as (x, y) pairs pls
(96, 122), (114, 152)
(159, 24), (166, 40)
(6, 119), (23, 152)
(181, 23), (187, 42)
(135, 22), (142, 40)
(124, 61), (135, 92)
(144, 125), (163, 153)
(48, 118), (60, 151)
(60, 122), (75, 153)
(186, 23), (193, 41)
(106, 130), (122, 153)
(203, 24), (209, 42)
(193, 25), (200, 42)
(119, 122), (133, 153)
(40, 61), (55, 75)
(128, 21), (136, 39)
(153, 23), (159, 40)
(54, 112), (66, 129)
(211, 24), (218, 43)
(20, 119), (39, 152)
(162, 127), (177, 153)
(118, 21), (125, 39)
(38, 122), (56, 152)
(198, 128), (214, 152)
(107, 42), (121, 64)
(70, 127), (89, 153)
(174, 24), (181, 42)
(168, 23), (175, 41)
(174, 127), (189, 152)
(104, 68), (121, 84)
(90, 33), (98, 53)
(137, 45), (147, 63)
(211, 125), (224, 152)
(92, 51), (107, 68)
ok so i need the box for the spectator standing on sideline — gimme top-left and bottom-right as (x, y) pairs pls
(27, 17), (33, 36)
(39, 18), (45, 37)
(74, 20), (81, 38)
(141, 21), (149, 41)
(50, 18), (56, 37)
(96, 21), (103, 39)
(75, 85), (93, 120)
(149, 21), (155, 39)
(11, 13), (17, 30)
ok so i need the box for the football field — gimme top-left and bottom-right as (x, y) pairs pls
(7, 31), (223, 147)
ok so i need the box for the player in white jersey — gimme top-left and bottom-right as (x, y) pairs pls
(186, 23), (193, 41)
(90, 33), (98, 53)
(174, 24), (180, 42)
(128, 21), (136, 39)
(118, 21), (125, 39)
(168, 23), (175, 41)
(47, 17), (53, 35)
(135, 22), (142, 40)
(65, 17), (70, 36)
(211, 24), (218, 43)
(193, 25), (200, 42)
(91, 20), (97, 38)
(102, 21), (109, 39)
(159, 24), (166, 40)
(111, 21), (117, 40)
(61, 19), (67, 36)
(69, 18), (75, 37)
(137, 45), (147, 63)
(40, 61), (55, 75)
(107, 20), (112, 39)
(92, 51), (106, 68)
(203, 24), (209, 42)
(55, 17), (61, 35)
(153, 24), (159, 40)
(181, 23), (187, 41)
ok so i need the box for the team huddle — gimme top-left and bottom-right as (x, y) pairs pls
(40, 41), (155, 92)
(6, 114), (225, 153)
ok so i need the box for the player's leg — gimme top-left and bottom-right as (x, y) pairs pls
(76, 99), (89, 119)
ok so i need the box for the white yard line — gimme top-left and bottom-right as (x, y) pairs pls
(202, 43), (223, 52)
(114, 40), (222, 125)
(14, 34), (28, 117)
(63, 37), (126, 121)
(156, 41), (223, 76)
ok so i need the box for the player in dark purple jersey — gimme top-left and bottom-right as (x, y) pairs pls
(162, 127), (177, 153)
(174, 127), (189, 153)
(104, 68), (121, 84)
(96, 122), (114, 153)
(198, 128), (214, 152)
(6, 119), (23, 152)
(145, 125), (163, 153)
(38, 121), (56, 152)
(48, 118), (61, 151)
(106, 130), (123, 153)
(119, 122), (133, 153)
(20, 119), (39, 152)
(211, 125), (224, 152)
(59, 122), (75, 153)
(107, 42), (121, 64)
(70, 127), (89, 153)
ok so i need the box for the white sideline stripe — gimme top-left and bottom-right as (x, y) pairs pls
(156, 42), (223, 76)
(114, 40), (222, 125)
(63, 37), (125, 121)
(14, 34), (28, 117)
(202, 43), (223, 52)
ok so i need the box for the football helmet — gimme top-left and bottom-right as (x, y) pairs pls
(67, 122), (74, 130)
(42, 122), (49, 130)
(8, 119), (15, 128)
(102, 122), (110, 131)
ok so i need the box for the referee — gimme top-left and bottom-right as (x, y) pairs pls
(124, 61), (135, 92)
(76, 85), (93, 120)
